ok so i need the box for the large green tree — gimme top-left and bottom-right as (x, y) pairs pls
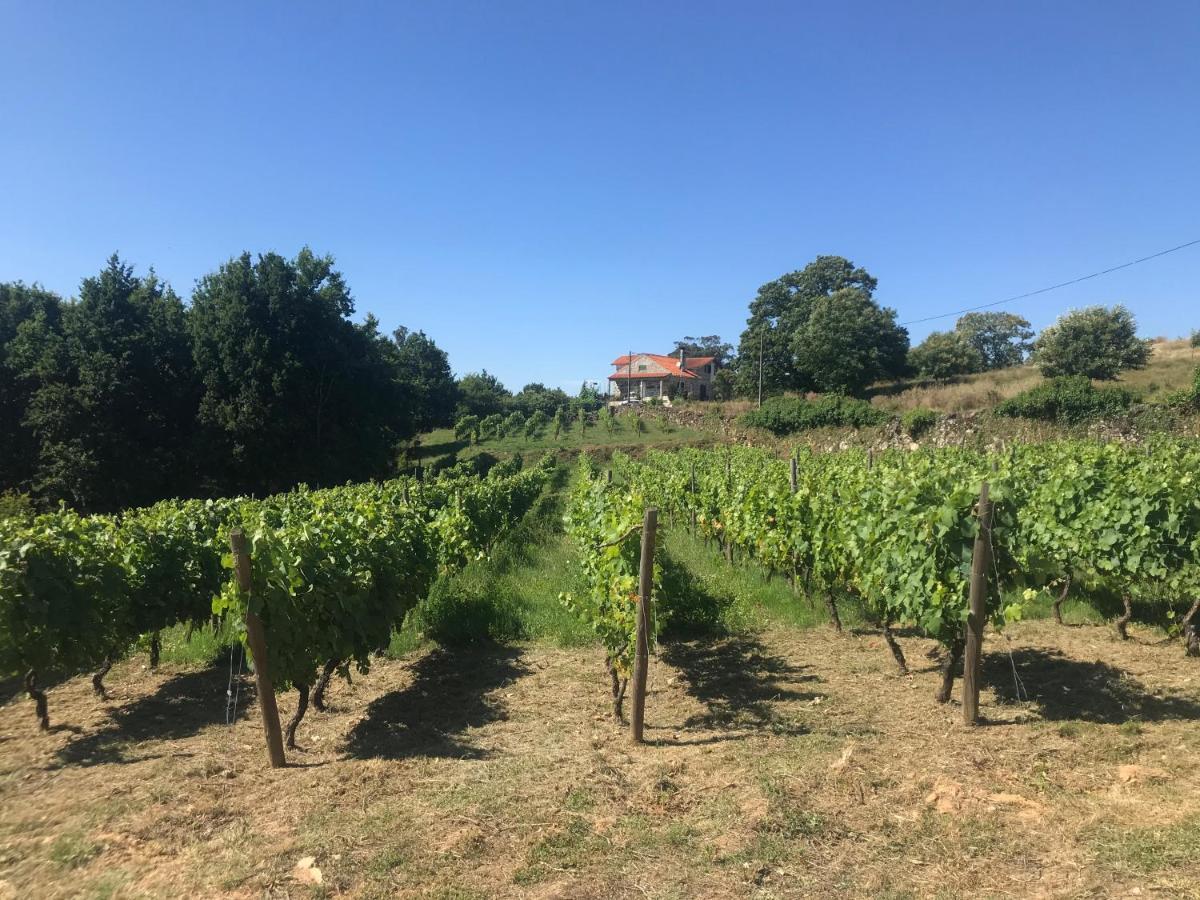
(13, 257), (197, 510)
(954, 312), (1034, 370)
(792, 288), (909, 395)
(734, 256), (881, 396)
(670, 335), (734, 367)
(190, 249), (407, 495)
(393, 327), (457, 432)
(510, 382), (570, 417)
(1033, 305), (1151, 380)
(908, 330), (984, 380)
(456, 370), (510, 419)
(0, 282), (64, 496)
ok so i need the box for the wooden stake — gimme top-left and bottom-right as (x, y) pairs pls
(962, 482), (992, 726)
(630, 507), (657, 743)
(230, 529), (287, 768)
(789, 457), (798, 493)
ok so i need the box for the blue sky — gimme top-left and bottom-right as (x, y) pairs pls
(2, 1), (1197, 392)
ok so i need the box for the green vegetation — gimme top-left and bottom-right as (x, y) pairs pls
(742, 395), (886, 435)
(734, 255), (907, 398)
(0, 253), (456, 511)
(1, 457), (554, 742)
(1033, 304), (1151, 380)
(908, 330), (982, 379)
(900, 407), (939, 438)
(994, 376), (1136, 424)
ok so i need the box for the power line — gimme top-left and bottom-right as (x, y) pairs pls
(898, 237), (1200, 327)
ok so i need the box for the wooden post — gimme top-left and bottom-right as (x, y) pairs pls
(230, 529), (287, 768)
(789, 456), (798, 493)
(962, 483), (992, 726)
(606, 468), (613, 485)
(867, 448), (874, 471)
(630, 507), (657, 743)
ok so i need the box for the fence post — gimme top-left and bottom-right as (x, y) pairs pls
(962, 482), (992, 726)
(630, 507), (658, 744)
(790, 456), (798, 494)
(230, 529), (287, 768)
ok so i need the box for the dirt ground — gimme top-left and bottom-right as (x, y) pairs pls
(2, 620), (1199, 899)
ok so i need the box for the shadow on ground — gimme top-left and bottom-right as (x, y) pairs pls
(343, 643), (530, 760)
(659, 636), (821, 740)
(52, 654), (251, 768)
(984, 647), (1200, 723)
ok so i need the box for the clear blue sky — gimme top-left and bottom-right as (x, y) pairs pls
(2, 1), (1198, 392)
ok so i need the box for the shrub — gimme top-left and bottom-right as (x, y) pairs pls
(993, 376), (1136, 424)
(1033, 305), (1150, 380)
(742, 395), (887, 435)
(908, 331), (983, 380)
(1191, 329), (1200, 349)
(901, 408), (939, 438)
(1164, 366), (1200, 410)
(501, 411), (525, 437)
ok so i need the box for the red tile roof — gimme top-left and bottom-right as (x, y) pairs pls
(609, 353), (699, 379)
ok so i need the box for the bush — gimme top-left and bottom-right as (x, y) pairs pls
(742, 395), (887, 435)
(908, 331), (983, 380)
(1164, 366), (1200, 410)
(901, 408), (939, 438)
(1191, 329), (1200, 349)
(993, 376), (1136, 424)
(1033, 305), (1150, 380)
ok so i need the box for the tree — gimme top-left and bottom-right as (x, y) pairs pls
(0, 282), (63, 496)
(456, 370), (510, 419)
(735, 256), (878, 396)
(1190, 329), (1200, 350)
(576, 381), (605, 412)
(393, 327), (457, 432)
(510, 382), (570, 417)
(1033, 305), (1151, 380)
(909, 331), (984, 380)
(14, 256), (198, 511)
(670, 335), (734, 368)
(190, 248), (407, 495)
(954, 312), (1034, 370)
(792, 288), (909, 395)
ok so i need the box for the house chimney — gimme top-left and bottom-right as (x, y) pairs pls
(679, 346), (686, 367)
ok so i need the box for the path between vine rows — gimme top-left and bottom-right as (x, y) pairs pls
(2, 620), (1199, 899)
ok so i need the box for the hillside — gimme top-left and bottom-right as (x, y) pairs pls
(869, 338), (1198, 414)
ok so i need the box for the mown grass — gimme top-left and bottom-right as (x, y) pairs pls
(661, 525), (859, 632)
(392, 464), (594, 651)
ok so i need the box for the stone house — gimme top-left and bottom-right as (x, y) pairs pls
(608, 350), (718, 402)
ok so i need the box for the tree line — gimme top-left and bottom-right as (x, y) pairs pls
(720, 255), (1155, 398)
(0, 250), (456, 512)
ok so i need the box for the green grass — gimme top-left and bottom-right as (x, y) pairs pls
(661, 525), (856, 632)
(1088, 814), (1200, 875)
(392, 464), (595, 650)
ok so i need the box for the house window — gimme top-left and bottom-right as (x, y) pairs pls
(705, 364), (711, 375)
(637, 364), (647, 372)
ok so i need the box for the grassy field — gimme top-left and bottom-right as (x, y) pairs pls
(870, 338), (1198, 414)
(3, 497), (1200, 899)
